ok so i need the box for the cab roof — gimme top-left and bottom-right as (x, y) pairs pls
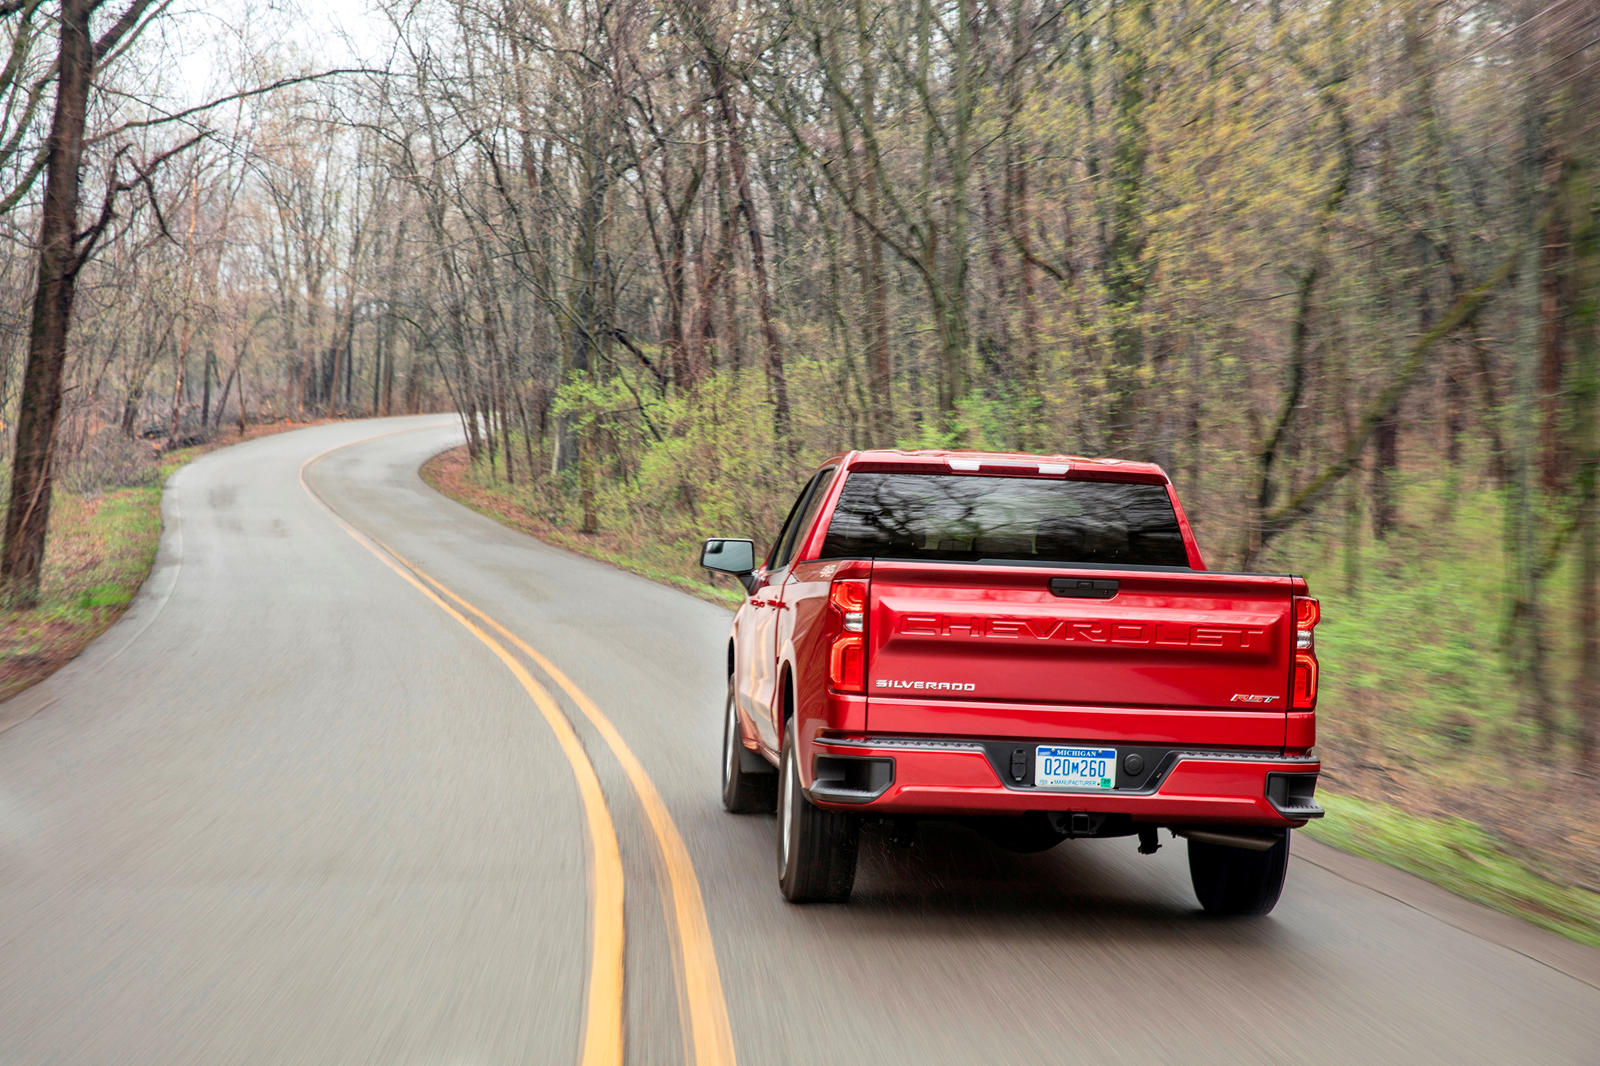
(826, 449), (1171, 483)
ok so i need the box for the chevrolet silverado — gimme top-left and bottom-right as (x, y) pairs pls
(700, 450), (1323, 914)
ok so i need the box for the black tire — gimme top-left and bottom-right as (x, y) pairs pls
(721, 679), (775, 814)
(1187, 832), (1290, 917)
(777, 720), (858, 902)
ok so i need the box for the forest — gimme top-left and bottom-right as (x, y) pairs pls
(1, 0), (1597, 905)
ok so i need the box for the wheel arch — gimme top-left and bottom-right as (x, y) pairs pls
(778, 660), (796, 732)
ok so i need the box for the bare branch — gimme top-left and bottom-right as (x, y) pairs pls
(92, 0), (164, 64)
(86, 68), (391, 147)
(71, 129), (210, 269)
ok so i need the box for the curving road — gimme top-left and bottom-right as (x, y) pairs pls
(1, 415), (1597, 1064)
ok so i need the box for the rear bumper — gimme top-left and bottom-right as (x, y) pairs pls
(807, 735), (1321, 827)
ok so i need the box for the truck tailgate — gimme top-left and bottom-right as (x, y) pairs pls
(865, 561), (1296, 736)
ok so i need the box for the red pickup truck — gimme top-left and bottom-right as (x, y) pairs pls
(701, 450), (1322, 915)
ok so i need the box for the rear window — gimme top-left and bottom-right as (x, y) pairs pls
(818, 472), (1190, 567)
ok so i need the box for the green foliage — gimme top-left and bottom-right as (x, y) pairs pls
(473, 370), (820, 598)
(1267, 468), (1585, 760)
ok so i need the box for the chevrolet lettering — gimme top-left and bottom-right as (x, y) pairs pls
(898, 614), (1270, 650)
(702, 448), (1323, 915)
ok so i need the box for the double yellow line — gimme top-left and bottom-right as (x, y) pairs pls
(299, 429), (736, 1066)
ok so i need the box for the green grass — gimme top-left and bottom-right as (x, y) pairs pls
(1305, 793), (1600, 947)
(76, 583), (134, 610)
(36, 485), (162, 621)
(0, 482), (165, 700)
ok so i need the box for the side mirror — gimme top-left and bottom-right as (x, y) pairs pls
(701, 538), (757, 592)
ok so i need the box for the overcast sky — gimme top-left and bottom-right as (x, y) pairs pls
(166, 0), (397, 106)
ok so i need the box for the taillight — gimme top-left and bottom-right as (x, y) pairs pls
(1293, 596), (1320, 710)
(828, 579), (868, 692)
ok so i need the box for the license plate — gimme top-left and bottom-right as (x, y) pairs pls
(1035, 746), (1117, 791)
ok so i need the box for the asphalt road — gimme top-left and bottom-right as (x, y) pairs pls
(2, 414), (1598, 1065)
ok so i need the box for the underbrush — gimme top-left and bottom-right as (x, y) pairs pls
(1260, 466), (1599, 940)
(464, 371), (828, 596)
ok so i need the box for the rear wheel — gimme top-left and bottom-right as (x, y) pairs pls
(721, 679), (775, 814)
(777, 720), (858, 902)
(1187, 832), (1290, 917)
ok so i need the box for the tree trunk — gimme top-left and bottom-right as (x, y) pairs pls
(1539, 198), (1573, 493)
(1370, 408), (1399, 539)
(1444, 354), (1466, 464)
(709, 62), (790, 441)
(1507, 117), (1558, 749)
(120, 384), (142, 437)
(1570, 155), (1598, 771)
(1102, 0), (1152, 454)
(214, 349), (240, 429)
(200, 345), (214, 428)
(371, 319), (384, 415)
(236, 362), (248, 435)
(836, 0), (892, 436)
(166, 319), (191, 448)
(1009, 144), (1042, 447)
(0, 0), (96, 608)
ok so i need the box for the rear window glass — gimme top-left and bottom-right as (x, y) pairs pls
(818, 472), (1190, 567)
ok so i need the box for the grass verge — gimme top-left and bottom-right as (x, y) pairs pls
(0, 484), (164, 702)
(420, 447), (743, 608)
(1305, 794), (1600, 947)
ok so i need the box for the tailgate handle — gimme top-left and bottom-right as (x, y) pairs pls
(1049, 577), (1119, 599)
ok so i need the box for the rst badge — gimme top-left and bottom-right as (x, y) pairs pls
(1230, 693), (1280, 704)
